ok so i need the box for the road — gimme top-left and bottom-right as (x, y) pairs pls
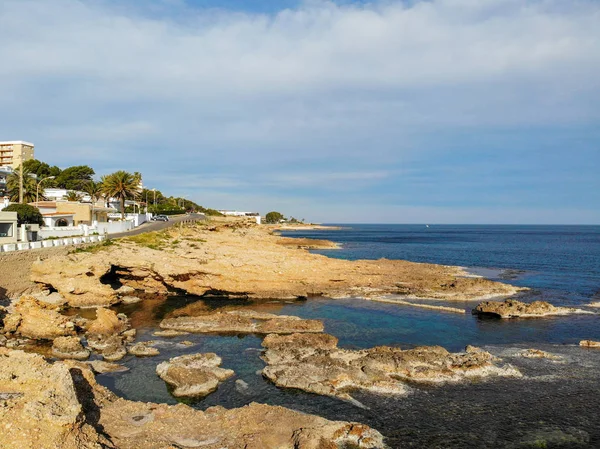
(109, 213), (206, 238)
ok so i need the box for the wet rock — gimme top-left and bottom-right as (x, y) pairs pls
(0, 348), (385, 449)
(122, 328), (137, 342)
(153, 329), (189, 337)
(121, 295), (142, 304)
(472, 299), (588, 319)
(87, 307), (128, 335)
(86, 360), (129, 374)
(179, 340), (194, 346)
(513, 426), (590, 448)
(5, 296), (76, 340)
(128, 341), (160, 357)
(579, 340), (600, 348)
(52, 336), (90, 360)
(517, 348), (562, 360)
(262, 333), (522, 403)
(160, 310), (323, 335)
(235, 379), (250, 395)
(87, 334), (127, 361)
(156, 353), (235, 397)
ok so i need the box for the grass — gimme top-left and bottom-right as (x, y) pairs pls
(123, 230), (172, 250)
(71, 239), (115, 254)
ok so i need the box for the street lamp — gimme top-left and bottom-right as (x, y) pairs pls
(36, 176), (55, 205)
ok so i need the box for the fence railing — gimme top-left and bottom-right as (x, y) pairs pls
(0, 235), (108, 253)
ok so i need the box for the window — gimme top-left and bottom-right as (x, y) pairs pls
(56, 218), (69, 227)
(0, 223), (13, 237)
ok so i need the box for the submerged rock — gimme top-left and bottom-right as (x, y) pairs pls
(86, 360), (129, 374)
(517, 348), (562, 361)
(0, 349), (385, 449)
(52, 336), (90, 360)
(156, 353), (234, 397)
(472, 299), (588, 319)
(262, 333), (522, 403)
(152, 329), (189, 337)
(160, 310), (323, 334)
(128, 341), (160, 357)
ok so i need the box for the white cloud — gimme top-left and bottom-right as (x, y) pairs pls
(0, 0), (598, 221)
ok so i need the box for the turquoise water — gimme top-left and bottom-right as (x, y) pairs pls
(95, 225), (600, 448)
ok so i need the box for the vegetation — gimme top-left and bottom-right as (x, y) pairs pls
(100, 171), (140, 220)
(65, 190), (83, 202)
(22, 159), (61, 180)
(124, 230), (171, 250)
(71, 239), (115, 254)
(265, 211), (285, 224)
(6, 167), (39, 203)
(54, 165), (95, 190)
(2, 204), (44, 226)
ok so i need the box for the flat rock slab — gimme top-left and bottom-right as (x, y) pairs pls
(156, 353), (235, 397)
(262, 333), (522, 404)
(472, 299), (590, 319)
(52, 336), (90, 360)
(160, 310), (324, 334)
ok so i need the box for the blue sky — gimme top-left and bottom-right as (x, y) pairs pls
(0, 0), (599, 223)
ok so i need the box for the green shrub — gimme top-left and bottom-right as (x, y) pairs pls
(2, 204), (44, 226)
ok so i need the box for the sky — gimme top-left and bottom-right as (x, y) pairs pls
(0, 0), (599, 224)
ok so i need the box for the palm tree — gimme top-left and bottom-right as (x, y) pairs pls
(83, 181), (103, 223)
(6, 167), (39, 203)
(65, 190), (83, 202)
(100, 171), (140, 220)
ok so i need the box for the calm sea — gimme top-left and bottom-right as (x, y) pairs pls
(95, 224), (600, 448)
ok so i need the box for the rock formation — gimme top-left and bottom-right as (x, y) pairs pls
(2, 296), (78, 340)
(261, 333), (521, 404)
(52, 336), (91, 360)
(517, 348), (562, 360)
(87, 308), (129, 335)
(579, 340), (600, 348)
(156, 353), (234, 397)
(0, 350), (385, 448)
(160, 310), (324, 334)
(472, 299), (588, 319)
(29, 223), (523, 307)
(128, 341), (160, 357)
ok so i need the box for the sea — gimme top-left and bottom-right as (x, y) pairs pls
(93, 224), (600, 448)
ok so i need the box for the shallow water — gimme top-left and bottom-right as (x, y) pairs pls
(91, 296), (600, 448)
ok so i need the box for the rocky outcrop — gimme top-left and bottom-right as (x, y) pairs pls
(160, 310), (324, 334)
(30, 223), (523, 307)
(2, 296), (77, 340)
(262, 333), (521, 404)
(87, 334), (127, 361)
(86, 360), (129, 374)
(156, 353), (234, 397)
(579, 340), (600, 348)
(472, 299), (589, 319)
(52, 336), (91, 360)
(0, 349), (385, 449)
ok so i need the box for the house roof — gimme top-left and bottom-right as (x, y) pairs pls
(42, 212), (75, 217)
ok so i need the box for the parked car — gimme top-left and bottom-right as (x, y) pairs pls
(151, 215), (169, 222)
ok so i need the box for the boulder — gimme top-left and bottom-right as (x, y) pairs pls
(87, 308), (128, 336)
(0, 349), (385, 449)
(52, 336), (90, 360)
(86, 360), (129, 374)
(472, 299), (587, 319)
(156, 353), (235, 397)
(160, 310), (323, 335)
(517, 348), (562, 360)
(262, 333), (522, 403)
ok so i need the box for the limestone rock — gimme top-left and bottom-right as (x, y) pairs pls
(579, 340), (600, 348)
(86, 360), (129, 374)
(156, 353), (235, 397)
(472, 299), (587, 319)
(87, 307), (129, 335)
(0, 349), (385, 449)
(160, 310), (323, 334)
(52, 336), (91, 360)
(153, 329), (189, 337)
(7, 296), (76, 340)
(517, 348), (562, 360)
(128, 341), (160, 357)
(262, 333), (522, 403)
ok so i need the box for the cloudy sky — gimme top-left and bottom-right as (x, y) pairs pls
(1, 0), (599, 223)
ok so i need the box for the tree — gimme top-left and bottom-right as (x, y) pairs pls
(265, 211), (285, 224)
(23, 159), (61, 183)
(65, 190), (83, 202)
(100, 171), (140, 220)
(54, 165), (95, 190)
(6, 167), (39, 203)
(83, 181), (103, 222)
(2, 204), (44, 226)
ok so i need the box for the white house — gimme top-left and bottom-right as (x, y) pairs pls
(0, 210), (17, 244)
